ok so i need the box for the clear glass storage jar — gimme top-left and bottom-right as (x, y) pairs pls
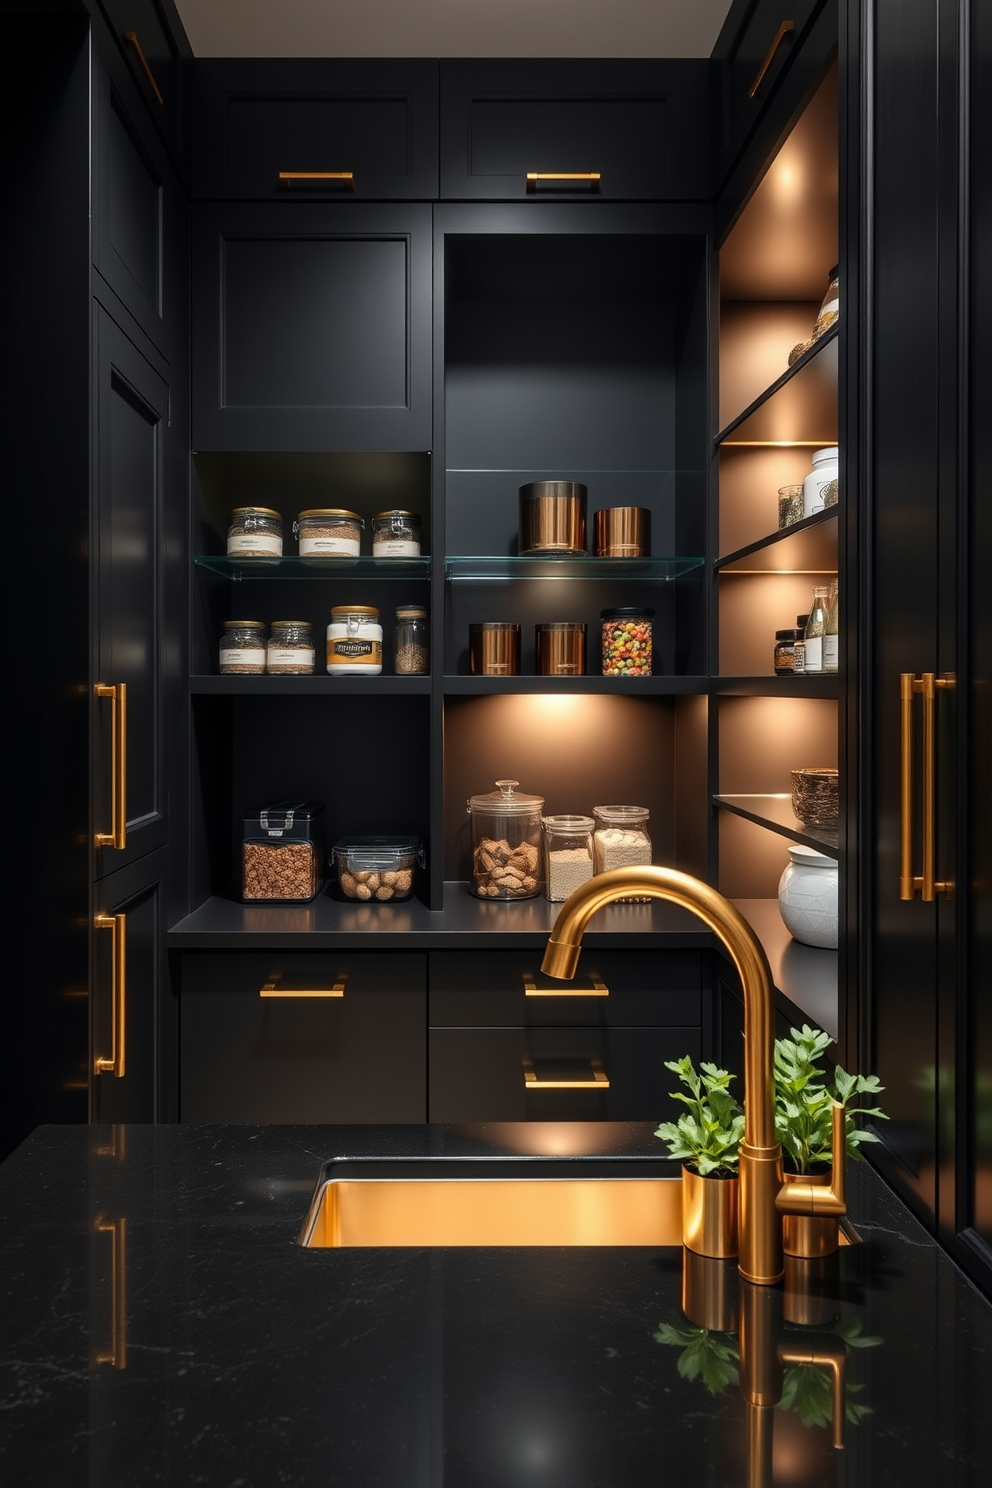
(541, 814), (595, 902)
(393, 605), (429, 674)
(294, 508), (364, 562)
(219, 619), (267, 674)
(266, 619), (315, 675)
(327, 604), (382, 675)
(227, 506), (283, 561)
(242, 800), (324, 903)
(372, 510), (421, 559)
(467, 779), (544, 899)
(774, 627), (805, 676)
(601, 607), (653, 676)
(592, 804), (652, 901)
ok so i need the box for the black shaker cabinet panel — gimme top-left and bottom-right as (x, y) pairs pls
(439, 59), (710, 201)
(192, 59), (439, 201)
(179, 951), (427, 1122)
(191, 203), (433, 450)
(96, 0), (190, 177)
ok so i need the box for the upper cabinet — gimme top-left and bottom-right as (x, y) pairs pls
(192, 60), (439, 200)
(96, 0), (192, 180)
(439, 60), (710, 201)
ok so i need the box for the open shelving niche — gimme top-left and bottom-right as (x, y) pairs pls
(713, 60), (840, 1031)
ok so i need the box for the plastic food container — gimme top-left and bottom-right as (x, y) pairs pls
(467, 779), (544, 899)
(242, 801), (324, 903)
(330, 835), (424, 902)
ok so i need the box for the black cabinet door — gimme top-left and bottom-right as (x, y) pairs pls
(93, 307), (171, 876)
(97, 0), (189, 177)
(439, 60), (710, 201)
(191, 202), (433, 450)
(192, 59), (439, 201)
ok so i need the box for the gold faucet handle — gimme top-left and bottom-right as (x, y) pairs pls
(775, 1103), (847, 1220)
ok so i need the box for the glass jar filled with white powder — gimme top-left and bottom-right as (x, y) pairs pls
(592, 804), (652, 901)
(541, 815), (595, 902)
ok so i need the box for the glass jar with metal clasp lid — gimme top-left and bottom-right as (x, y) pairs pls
(266, 619), (315, 675)
(219, 620), (267, 675)
(227, 506), (283, 561)
(294, 508), (364, 563)
(326, 604), (382, 675)
(372, 510), (422, 559)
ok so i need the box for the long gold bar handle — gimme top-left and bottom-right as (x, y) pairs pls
(900, 672), (954, 900)
(523, 974), (608, 997)
(123, 31), (164, 106)
(95, 1217), (128, 1368)
(523, 1058), (610, 1089)
(259, 978), (346, 998)
(95, 683), (127, 850)
(900, 672), (917, 899)
(748, 20), (795, 98)
(526, 172), (601, 192)
(94, 913), (127, 1078)
(279, 171), (355, 188)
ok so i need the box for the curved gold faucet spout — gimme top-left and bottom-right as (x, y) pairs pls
(541, 865), (785, 1285)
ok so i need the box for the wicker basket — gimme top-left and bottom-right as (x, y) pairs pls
(791, 768), (839, 827)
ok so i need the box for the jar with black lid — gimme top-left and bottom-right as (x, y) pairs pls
(774, 627), (805, 676)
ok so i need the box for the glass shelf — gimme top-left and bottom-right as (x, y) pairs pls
(444, 555), (705, 581)
(715, 508), (838, 573)
(195, 555), (432, 581)
(714, 793), (839, 857)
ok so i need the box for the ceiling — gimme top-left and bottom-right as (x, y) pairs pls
(171, 1), (735, 59)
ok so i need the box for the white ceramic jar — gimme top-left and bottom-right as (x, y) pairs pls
(326, 604), (382, 675)
(777, 844), (838, 948)
(803, 447), (839, 518)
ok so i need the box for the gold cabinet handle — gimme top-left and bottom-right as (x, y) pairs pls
(259, 977), (346, 998)
(94, 913), (127, 1078)
(123, 30), (164, 106)
(95, 683), (127, 850)
(526, 172), (601, 192)
(523, 1058), (609, 1089)
(523, 973), (608, 997)
(748, 19), (795, 99)
(900, 672), (955, 900)
(279, 171), (355, 189)
(95, 1216), (128, 1368)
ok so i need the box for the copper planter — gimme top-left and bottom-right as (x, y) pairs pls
(681, 1165), (740, 1258)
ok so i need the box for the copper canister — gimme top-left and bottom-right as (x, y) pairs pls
(518, 482), (587, 555)
(469, 622), (520, 675)
(593, 506), (651, 557)
(535, 622), (586, 675)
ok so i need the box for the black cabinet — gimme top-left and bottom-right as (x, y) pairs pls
(179, 951), (427, 1121)
(192, 59), (439, 200)
(96, 0), (190, 179)
(191, 202), (433, 450)
(439, 59), (710, 201)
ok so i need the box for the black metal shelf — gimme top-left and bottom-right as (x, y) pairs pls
(714, 328), (839, 448)
(715, 507), (838, 572)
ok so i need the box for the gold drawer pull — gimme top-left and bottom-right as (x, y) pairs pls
(526, 172), (601, 192)
(523, 1058), (609, 1089)
(94, 913), (127, 1078)
(259, 977), (346, 998)
(95, 683), (127, 850)
(900, 672), (954, 901)
(523, 974), (608, 997)
(748, 19), (795, 99)
(124, 30), (164, 106)
(95, 1216), (128, 1368)
(279, 171), (355, 189)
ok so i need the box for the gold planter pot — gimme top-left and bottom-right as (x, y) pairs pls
(681, 1165), (740, 1258)
(781, 1168), (840, 1258)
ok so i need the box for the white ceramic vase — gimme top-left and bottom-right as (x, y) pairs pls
(777, 844), (838, 949)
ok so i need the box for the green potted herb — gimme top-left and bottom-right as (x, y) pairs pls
(655, 1056), (745, 1257)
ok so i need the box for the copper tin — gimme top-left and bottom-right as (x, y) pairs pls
(469, 622), (520, 675)
(535, 622), (586, 676)
(593, 506), (651, 558)
(518, 482), (587, 555)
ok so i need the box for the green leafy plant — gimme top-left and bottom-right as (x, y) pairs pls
(774, 1025), (888, 1173)
(652, 1319), (739, 1395)
(654, 1056), (745, 1176)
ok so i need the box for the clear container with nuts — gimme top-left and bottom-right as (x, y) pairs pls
(330, 836), (424, 903)
(293, 508), (364, 563)
(467, 779), (545, 900)
(242, 801), (324, 903)
(267, 619), (315, 675)
(227, 506), (283, 561)
(220, 620), (267, 674)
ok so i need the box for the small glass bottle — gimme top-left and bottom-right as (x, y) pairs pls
(541, 815), (595, 902)
(592, 804), (652, 901)
(227, 506), (283, 561)
(793, 614), (809, 675)
(824, 579), (839, 674)
(812, 264), (840, 340)
(266, 619), (315, 675)
(774, 628), (804, 676)
(326, 604), (382, 675)
(803, 587), (831, 674)
(219, 620), (267, 675)
(393, 605), (429, 674)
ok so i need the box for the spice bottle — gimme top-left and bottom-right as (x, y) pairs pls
(824, 580), (839, 674)
(227, 506), (283, 561)
(803, 587), (831, 673)
(774, 627), (805, 676)
(372, 510), (422, 558)
(467, 779), (544, 899)
(326, 604), (382, 675)
(541, 815), (595, 902)
(219, 620), (267, 675)
(601, 607), (653, 676)
(592, 804), (652, 901)
(266, 619), (315, 675)
(793, 614), (809, 675)
(393, 605), (429, 674)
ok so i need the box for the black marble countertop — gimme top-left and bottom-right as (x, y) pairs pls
(2, 1122), (991, 1487)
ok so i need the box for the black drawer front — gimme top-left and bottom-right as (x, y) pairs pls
(428, 950), (702, 1029)
(428, 1027), (701, 1123)
(193, 60), (439, 200)
(179, 952), (426, 1123)
(439, 60), (710, 201)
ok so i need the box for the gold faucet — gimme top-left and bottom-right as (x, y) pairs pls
(541, 865), (847, 1286)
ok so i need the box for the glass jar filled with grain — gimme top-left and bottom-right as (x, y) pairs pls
(592, 804), (652, 901)
(372, 510), (422, 558)
(393, 605), (429, 674)
(541, 815), (595, 902)
(219, 620), (267, 675)
(293, 508), (364, 562)
(227, 506), (283, 561)
(266, 619), (315, 675)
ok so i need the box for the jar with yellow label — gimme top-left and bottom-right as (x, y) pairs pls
(326, 605), (382, 675)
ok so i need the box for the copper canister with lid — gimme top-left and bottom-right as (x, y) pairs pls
(518, 481), (587, 555)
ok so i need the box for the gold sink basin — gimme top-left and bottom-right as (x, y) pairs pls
(299, 1157), (683, 1249)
